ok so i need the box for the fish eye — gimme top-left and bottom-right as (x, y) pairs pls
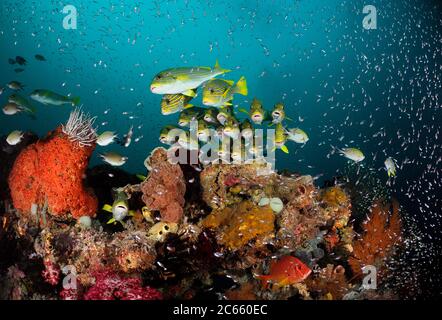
(165, 99), (170, 104)
(164, 225), (169, 231)
(156, 75), (162, 80)
(209, 88), (215, 94)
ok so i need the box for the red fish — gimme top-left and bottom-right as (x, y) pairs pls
(257, 255), (311, 288)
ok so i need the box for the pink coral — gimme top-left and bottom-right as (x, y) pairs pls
(42, 259), (60, 286)
(141, 148), (186, 223)
(83, 269), (163, 300)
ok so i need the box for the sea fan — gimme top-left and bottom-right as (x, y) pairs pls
(61, 107), (97, 147)
(348, 198), (402, 280)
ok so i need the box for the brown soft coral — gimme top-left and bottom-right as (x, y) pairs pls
(8, 127), (97, 220)
(348, 198), (402, 280)
(201, 201), (275, 251)
(141, 147), (186, 223)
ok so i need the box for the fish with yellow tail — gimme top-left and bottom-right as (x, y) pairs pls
(272, 123), (289, 154)
(239, 98), (269, 125)
(384, 157), (397, 177)
(286, 128), (309, 144)
(102, 189), (135, 226)
(161, 91), (195, 115)
(150, 60), (231, 96)
(334, 146), (365, 163)
(256, 255), (311, 289)
(202, 76), (248, 107)
(270, 102), (291, 124)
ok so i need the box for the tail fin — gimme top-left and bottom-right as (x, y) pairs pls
(233, 76), (248, 96)
(214, 60), (231, 74)
(24, 104), (37, 118)
(71, 96), (81, 106)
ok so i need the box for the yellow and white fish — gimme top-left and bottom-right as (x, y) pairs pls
(202, 76), (248, 107)
(161, 92), (195, 115)
(96, 131), (118, 146)
(384, 157), (397, 177)
(222, 118), (240, 139)
(102, 190), (135, 226)
(273, 123), (289, 154)
(271, 103), (291, 124)
(150, 61), (231, 96)
(286, 128), (309, 144)
(159, 125), (180, 145)
(239, 98), (268, 125)
(178, 131), (199, 150)
(100, 152), (128, 166)
(6, 130), (24, 145)
(336, 147), (365, 163)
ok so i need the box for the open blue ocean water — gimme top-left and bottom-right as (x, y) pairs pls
(0, 0), (441, 296)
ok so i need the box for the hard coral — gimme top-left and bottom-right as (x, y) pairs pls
(8, 127), (97, 220)
(141, 147), (186, 223)
(348, 199), (402, 280)
(201, 201), (275, 250)
(83, 269), (163, 300)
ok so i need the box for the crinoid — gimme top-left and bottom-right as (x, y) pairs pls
(61, 107), (97, 147)
(348, 198), (402, 280)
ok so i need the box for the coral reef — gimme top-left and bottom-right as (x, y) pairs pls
(1, 153), (407, 300)
(8, 113), (98, 220)
(141, 147), (186, 223)
(33, 226), (157, 287)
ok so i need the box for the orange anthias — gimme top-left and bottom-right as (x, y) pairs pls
(257, 255), (312, 288)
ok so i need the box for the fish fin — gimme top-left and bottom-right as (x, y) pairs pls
(136, 174), (146, 181)
(223, 101), (233, 106)
(281, 145), (289, 154)
(107, 218), (116, 224)
(71, 97), (80, 106)
(233, 76), (248, 96)
(102, 204), (113, 212)
(238, 108), (249, 114)
(286, 116), (293, 121)
(224, 80), (235, 86)
(182, 89), (196, 97)
(183, 103), (194, 109)
(214, 60), (231, 74)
